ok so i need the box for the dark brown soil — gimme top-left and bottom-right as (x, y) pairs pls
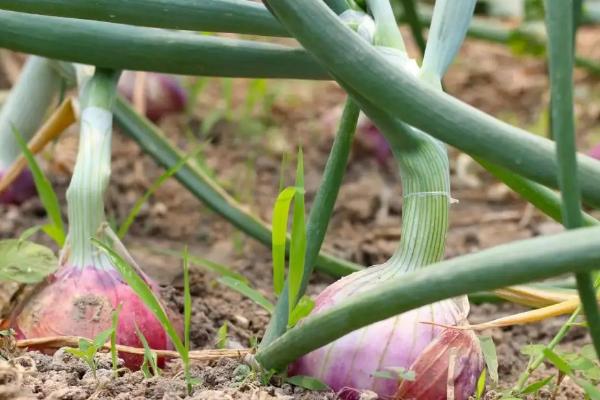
(1, 26), (600, 399)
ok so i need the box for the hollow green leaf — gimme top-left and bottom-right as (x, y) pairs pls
(0, 239), (57, 283)
(0, 0), (287, 37)
(218, 276), (274, 314)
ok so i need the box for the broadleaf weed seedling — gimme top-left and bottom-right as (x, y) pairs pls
(66, 328), (113, 381)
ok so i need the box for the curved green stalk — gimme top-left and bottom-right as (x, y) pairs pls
(0, 56), (61, 168)
(256, 224), (600, 371)
(66, 68), (121, 268)
(544, 0), (600, 357)
(113, 97), (361, 277)
(0, 0), (287, 37)
(0, 11), (327, 80)
(261, 98), (360, 347)
(264, 0), (600, 209)
(477, 158), (599, 227)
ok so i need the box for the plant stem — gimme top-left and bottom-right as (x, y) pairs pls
(368, 0), (406, 50)
(544, 0), (600, 358)
(66, 69), (121, 268)
(514, 307), (581, 391)
(0, 0), (287, 37)
(477, 158), (599, 227)
(255, 224), (600, 371)
(113, 97), (361, 277)
(0, 11), (328, 80)
(260, 98), (360, 347)
(0, 56), (61, 168)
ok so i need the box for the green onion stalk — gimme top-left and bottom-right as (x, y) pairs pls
(10, 68), (181, 368)
(283, 1), (483, 399)
(0, 55), (60, 204)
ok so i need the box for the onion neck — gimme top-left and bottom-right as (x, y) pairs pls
(0, 56), (60, 169)
(387, 132), (450, 273)
(66, 69), (120, 269)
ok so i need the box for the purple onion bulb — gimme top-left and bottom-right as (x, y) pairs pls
(289, 267), (484, 399)
(0, 167), (37, 205)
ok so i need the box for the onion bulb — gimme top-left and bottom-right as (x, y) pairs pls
(11, 69), (181, 369)
(0, 168), (36, 205)
(118, 72), (187, 122)
(289, 267), (483, 399)
(11, 261), (180, 368)
(590, 143), (600, 161)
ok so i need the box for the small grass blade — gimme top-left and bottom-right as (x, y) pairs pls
(521, 376), (553, 394)
(182, 247), (192, 354)
(12, 127), (65, 246)
(288, 148), (306, 320)
(152, 247), (248, 283)
(218, 276), (274, 314)
(134, 322), (160, 377)
(118, 147), (202, 238)
(475, 368), (486, 399)
(111, 304), (122, 376)
(271, 186), (297, 295)
(543, 348), (573, 375)
(93, 239), (186, 359)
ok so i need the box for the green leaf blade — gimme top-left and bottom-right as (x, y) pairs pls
(12, 127), (65, 246)
(0, 239), (57, 283)
(271, 186), (296, 295)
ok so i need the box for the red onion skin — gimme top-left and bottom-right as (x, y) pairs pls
(0, 168), (37, 205)
(12, 265), (181, 368)
(396, 329), (484, 400)
(289, 268), (483, 399)
(118, 72), (187, 122)
(590, 144), (600, 161)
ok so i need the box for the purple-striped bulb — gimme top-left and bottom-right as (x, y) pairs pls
(11, 263), (181, 368)
(0, 168), (37, 205)
(118, 72), (187, 122)
(289, 267), (484, 399)
(589, 143), (600, 161)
